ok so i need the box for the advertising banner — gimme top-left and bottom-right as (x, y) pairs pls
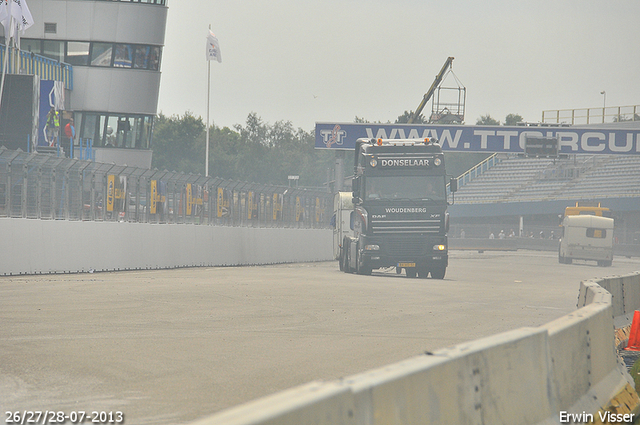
(150, 180), (157, 215)
(186, 184), (193, 216)
(315, 122), (640, 155)
(106, 175), (115, 212)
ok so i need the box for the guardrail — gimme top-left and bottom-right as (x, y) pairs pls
(455, 152), (501, 189)
(0, 44), (73, 90)
(542, 105), (640, 125)
(449, 237), (640, 258)
(0, 147), (332, 229)
(189, 272), (640, 425)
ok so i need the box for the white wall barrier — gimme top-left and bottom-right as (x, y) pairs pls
(0, 218), (334, 275)
(190, 273), (640, 425)
(449, 237), (640, 258)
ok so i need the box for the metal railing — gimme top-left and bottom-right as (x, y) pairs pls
(542, 105), (640, 125)
(0, 44), (73, 90)
(0, 147), (332, 228)
(455, 152), (502, 189)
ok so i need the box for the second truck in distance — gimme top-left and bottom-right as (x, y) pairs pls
(337, 138), (457, 278)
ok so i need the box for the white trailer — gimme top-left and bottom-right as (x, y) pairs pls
(332, 192), (354, 266)
(559, 214), (614, 266)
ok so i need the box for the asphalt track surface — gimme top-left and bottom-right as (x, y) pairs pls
(2, 251), (640, 424)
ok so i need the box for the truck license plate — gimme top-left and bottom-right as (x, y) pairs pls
(398, 262), (416, 268)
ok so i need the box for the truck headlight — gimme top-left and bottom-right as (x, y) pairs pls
(433, 244), (446, 251)
(365, 244), (380, 251)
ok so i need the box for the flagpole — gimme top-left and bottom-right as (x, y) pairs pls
(205, 25), (211, 177)
(0, 16), (13, 113)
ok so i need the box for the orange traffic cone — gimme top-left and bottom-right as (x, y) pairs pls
(625, 311), (640, 351)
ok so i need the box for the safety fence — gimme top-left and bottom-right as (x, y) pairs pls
(0, 147), (332, 229)
(542, 105), (640, 125)
(455, 152), (501, 190)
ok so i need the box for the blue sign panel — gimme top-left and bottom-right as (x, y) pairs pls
(315, 122), (640, 155)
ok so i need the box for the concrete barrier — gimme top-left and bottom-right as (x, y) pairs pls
(188, 381), (355, 425)
(190, 272), (640, 425)
(0, 218), (333, 275)
(449, 237), (556, 252)
(450, 237), (640, 258)
(347, 328), (558, 425)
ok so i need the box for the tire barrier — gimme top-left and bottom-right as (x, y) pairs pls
(189, 272), (640, 425)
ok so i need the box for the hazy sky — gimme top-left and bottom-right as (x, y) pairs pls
(157, 0), (640, 131)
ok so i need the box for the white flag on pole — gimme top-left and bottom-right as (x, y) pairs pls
(0, 0), (10, 36)
(15, 0), (34, 33)
(1, 0), (34, 46)
(206, 30), (222, 63)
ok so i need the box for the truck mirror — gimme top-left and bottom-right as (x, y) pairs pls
(351, 176), (360, 196)
(449, 178), (458, 193)
(350, 211), (355, 230)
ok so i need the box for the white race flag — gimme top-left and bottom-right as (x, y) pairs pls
(0, 0), (10, 37)
(1, 0), (34, 45)
(206, 30), (222, 63)
(15, 0), (34, 33)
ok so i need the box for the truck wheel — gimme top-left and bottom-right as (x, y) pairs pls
(406, 268), (417, 278)
(339, 247), (345, 271)
(343, 240), (352, 273)
(558, 245), (565, 264)
(356, 243), (372, 275)
(430, 267), (446, 279)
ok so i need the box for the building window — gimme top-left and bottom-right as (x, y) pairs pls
(21, 38), (41, 55)
(114, 44), (134, 68)
(133, 46), (150, 69)
(79, 112), (153, 149)
(20, 38), (161, 70)
(43, 40), (64, 62)
(148, 46), (161, 71)
(89, 0), (166, 3)
(66, 41), (90, 66)
(91, 42), (113, 67)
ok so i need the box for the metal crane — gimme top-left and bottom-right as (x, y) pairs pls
(408, 56), (455, 124)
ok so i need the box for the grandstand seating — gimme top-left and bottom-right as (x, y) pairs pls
(454, 154), (640, 203)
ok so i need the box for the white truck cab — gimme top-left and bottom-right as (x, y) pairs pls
(559, 214), (614, 266)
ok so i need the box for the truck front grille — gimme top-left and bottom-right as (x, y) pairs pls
(371, 219), (440, 235)
(383, 237), (429, 257)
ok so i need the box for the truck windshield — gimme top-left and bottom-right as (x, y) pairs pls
(365, 176), (445, 201)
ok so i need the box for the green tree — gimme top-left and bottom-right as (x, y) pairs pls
(505, 113), (523, 126)
(476, 114), (500, 125)
(152, 111), (336, 188)
(152, 112), (205, 173)
(395, 110), (426, 124)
